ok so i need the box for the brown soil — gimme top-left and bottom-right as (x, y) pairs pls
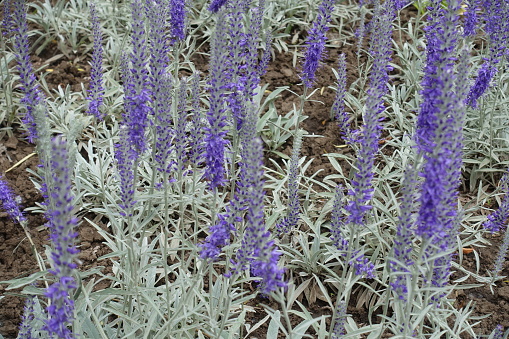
(1, 4), (508, 339)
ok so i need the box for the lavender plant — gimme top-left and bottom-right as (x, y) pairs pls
(3, 0), (509, 337)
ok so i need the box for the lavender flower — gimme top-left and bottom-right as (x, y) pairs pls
(416, 1), (464, 239)
(243, 0), (267, 98)
(276, 130), (302, 235)
(188, 72), (205, 167)
(169, 0), (186, 42)
(115, 126), (137, 215)
(18, 296), (35, 339)
(208, 0), (227, 13)
(300, 0), (335, 87)
(200, 213), (234, 260)
(330, 185), (349, 252)
(86, 3), (105, 120)
(2, 0), (12, 36)
(492, 223), (509, 280)
(204, 10), (230, 190)
(232, 110), (286, 293)
(147, 0), (170, 109)
(490, 325), (504, 339)
(87, 3), (104, 121)
(355, 8), (367, 54)
(415, 2), (470, 294)
(331, 300), (346, 339)
(466, 0), (509, 108)
(330, 186), (375, 278)
(484, 172), (509, 279)
(174, 78), (188, 170)
(250, 247), (286, 294)
(331, 53), (348, 130)
(42, 137), (79, 339)
(350, 251), (375, 278)
(463, 2), (478, 37)
(257, 31), (273, 79)
(346, 2), (392, 226)
(146, 2), (174, 173)
(123, 0), (151, 155)
(153, 74), (174, 173)
(466, 60), (497, 108)
(222, 1), (252, 130)
(390, 167), (418, 301)
(12, 0), (44, 143)
(0, 176), (26, 223)
(484, 172), (509, 233)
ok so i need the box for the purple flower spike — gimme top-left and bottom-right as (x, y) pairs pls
(331, 53), (348, 131)
(250, 247), (286, 295)
(463, 2), (478, 37)
(390, 167), (418, 301)
(346, 2), (393, 226)
(414, 1), (471, 296)
(208, 0), (227, 13)
(2, 0), (13, 36)
(86, 3), (105, 120)
(0, 176), (26, 223)
(491, 325), (504, 339)
(276, 130), (302, 235)
(300, 0), (335, 87)
(170, 0), (186, 42)
(330, 185), (349, 252)
(188, 72), (205, 167)
(18, 296), (35, 339)
(204, 10), (230, 190)
(115, 126), (137, 215)
(466, 0), (509, 108)
(200, 214), (234, 260)
(466, 61), (497, 108)
(484, 172), (509, 279)
(42, 137), (79, 339)
(123, 0), (151, 155)
(484, 172), (509, 234)
(232, 112), (286, 294)
(332, 300), (347, 338)
(12, 0), (44, 143)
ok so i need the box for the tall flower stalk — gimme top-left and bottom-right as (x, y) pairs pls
(233, 107), (286, 294)
(483, 171), (509, 280)
(415, 0), (470, 298)
(12, 0), (44, 142)
(124, 0), (151, 156)
(276, 129), (303, 235)
(169, 0), (186, 42)
(300, 0), (335, 88)
(86, 3), (105, 120)
(204, 8), (230, 190)
(42, 137), (79, 339)
(345, 0), (393, 228)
